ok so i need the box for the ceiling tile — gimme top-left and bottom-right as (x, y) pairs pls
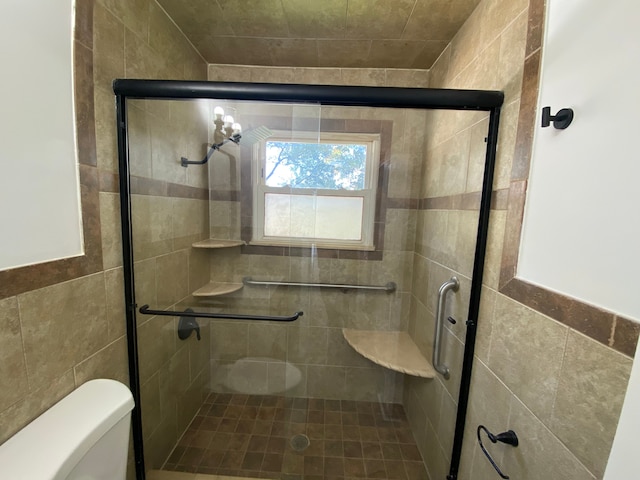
(216, 0), (289, 37)
(317, 39), (373, 68)
(156, 0), (234, 37)
(403, 0), (481, 40)
(197, 37), (276, 66)
(156, 0), (481, 69)
(281, 0), (348, 38)
(341, 68), (386, 86)
(268, 39), (320, 67)
(411, 40), (449, 68)
(346, 0), (417, 39)
(367, 40), (427, 68)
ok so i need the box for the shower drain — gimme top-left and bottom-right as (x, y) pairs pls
(290, 433), (310, 452)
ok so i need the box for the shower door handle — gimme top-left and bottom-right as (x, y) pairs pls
(432, 276), (459, 379)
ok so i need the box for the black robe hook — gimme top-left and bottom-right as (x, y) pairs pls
(541, 106), (574, 129)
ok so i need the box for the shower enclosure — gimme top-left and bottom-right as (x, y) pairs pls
(114, 81), (502, 480)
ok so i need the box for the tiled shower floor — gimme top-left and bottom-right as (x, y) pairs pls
(164, 393), (428, 479)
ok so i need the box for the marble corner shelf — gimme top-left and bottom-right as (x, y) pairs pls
(192, 239), (245, 249)
(192, 282), (243, 297)
(342, 328), (436, 378)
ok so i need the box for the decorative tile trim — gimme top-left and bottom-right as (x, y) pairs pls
(99, 171), (119, 193)
(502, 277), (615, 348)
(418, 189), (510, 211)
(240, 245), (382, 261)
(497, 0), (638, 357)
(510, 51), (540, 181)
(0, 166), (103, 299)
(74, 42), (97, 167)
(499, 180), (527, 285)
(0, 23), (101, 300)
(167, 182), (210, 201)
(612, 316), (640, 357)
(386, 198), (419, 210)
(73, 0), (93, 50)
(210, 190), (239, 202)
(238, 117), (392, 260)
(98, 171), (211, 200)
(504, 276), (637, 358)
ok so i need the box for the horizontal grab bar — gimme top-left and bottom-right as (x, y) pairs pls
(243, 277), (396, 292)
(138, 305), (303, 322)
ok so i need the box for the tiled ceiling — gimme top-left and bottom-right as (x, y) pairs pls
(157, 0), (482, 69)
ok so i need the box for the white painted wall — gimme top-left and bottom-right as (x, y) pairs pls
(518, 0), (640, 475)
(518, 0), (640, 321)
(0, 0), (83, 270)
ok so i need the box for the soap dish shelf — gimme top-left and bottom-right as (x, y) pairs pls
(192, 239), (245, 249)
(192, 282), (243, 297)
(342, 328), (436, 378)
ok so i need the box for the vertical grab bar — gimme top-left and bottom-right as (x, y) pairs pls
(433, 276), (460, 379)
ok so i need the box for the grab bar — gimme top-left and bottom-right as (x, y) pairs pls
(433, 276), (459, 379)
(243, 277), (396, 292)
(138, 305), (303, 322)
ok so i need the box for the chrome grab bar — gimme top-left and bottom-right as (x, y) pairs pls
(433, 276), (459, 379)
(243, 277), (397, 292)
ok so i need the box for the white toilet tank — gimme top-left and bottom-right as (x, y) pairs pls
(0, 379), (134, 480)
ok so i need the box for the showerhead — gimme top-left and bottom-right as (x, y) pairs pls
(241, 125), (273, 145)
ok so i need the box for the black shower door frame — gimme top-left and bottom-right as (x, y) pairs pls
(112, 79), (503, 480)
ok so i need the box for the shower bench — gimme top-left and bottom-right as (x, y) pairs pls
(342, 328), (436, 378)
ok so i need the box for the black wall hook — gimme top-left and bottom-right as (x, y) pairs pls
(477, 425), (518, 479)
(541, 106), (574, 129)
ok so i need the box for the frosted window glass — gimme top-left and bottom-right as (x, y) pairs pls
(264, 194), (363, 240)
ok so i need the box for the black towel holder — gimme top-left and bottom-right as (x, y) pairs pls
(541, 106), (574, 129)
(477, 425), (519, 479)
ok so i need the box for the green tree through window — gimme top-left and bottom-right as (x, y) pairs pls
(265, 141), (367, 190)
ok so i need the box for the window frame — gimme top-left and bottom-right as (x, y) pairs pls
(251, 130), (381, 250)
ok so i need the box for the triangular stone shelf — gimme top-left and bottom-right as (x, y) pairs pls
(192, 239), (245, 249)
(192, 282), (243, 297)
(342, 328), (436, 378)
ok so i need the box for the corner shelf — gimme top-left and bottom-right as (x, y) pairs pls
(191, 240), (244, 297)
(342, 328), (436, 378)
(192, 282), (243, 297)
(192, 239), (245, 249)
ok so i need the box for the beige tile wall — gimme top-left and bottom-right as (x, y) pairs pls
(1, 2), (631, 480)
(403, 1), (633, 480)
(95, 0), (212, 473)
(0, 1), (208, 479)
(127, 98), (212, 469)
(209, 65), (429, 88)
(203, 67), (430, 404)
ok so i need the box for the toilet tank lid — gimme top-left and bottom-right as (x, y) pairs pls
(0, 379), (134, 480)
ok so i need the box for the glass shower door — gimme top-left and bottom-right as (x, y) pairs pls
(121, 90), (498, 480)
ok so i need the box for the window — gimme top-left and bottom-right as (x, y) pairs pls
(252, 131), (380, 250)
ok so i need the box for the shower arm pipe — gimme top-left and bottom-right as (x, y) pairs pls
(243, 276), (397, 292)
(138, 304), (303, 322)
(181, 133), (241, 167)
(433, 276), (460, 379)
